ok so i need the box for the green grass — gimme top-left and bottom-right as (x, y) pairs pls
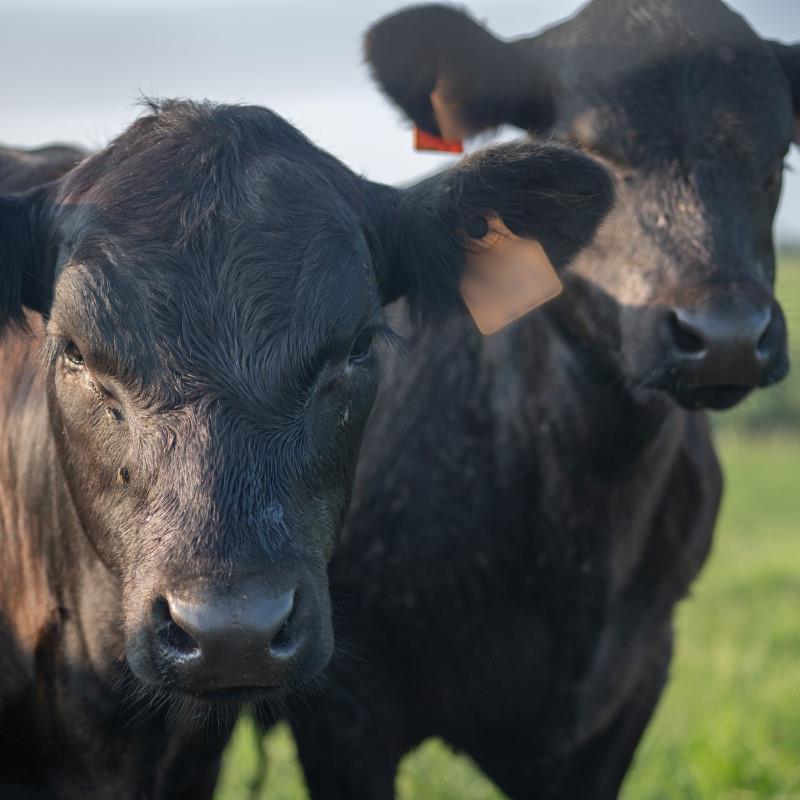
(214, 257), (800, 800)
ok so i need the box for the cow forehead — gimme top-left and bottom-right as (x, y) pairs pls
(46, 101), (385, 417)
(55, 100), (370, 260)
(548, 1), (793, 161)
(50, 218), (377, 410)
(552, 0), (764, 54)
(561, 51), (791, 166)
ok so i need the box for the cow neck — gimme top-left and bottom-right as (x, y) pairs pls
(501, 305), (685, 483)
(459, 306), (694, 615)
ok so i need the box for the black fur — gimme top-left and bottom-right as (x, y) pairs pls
(768, 41), (800, 135)
(0, 144), (85, 329)
(286, 2), (796, 798)
(0, 100), (611, 797)
(0, 144), (84, 191)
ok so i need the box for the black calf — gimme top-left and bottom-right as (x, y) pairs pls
(0, 100), (611, 797)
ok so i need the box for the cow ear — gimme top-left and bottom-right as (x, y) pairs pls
(0, 188), (54, 334)
(769, 41), (800, 143)
(375, 139), (614, 324)
(365, 4), (552, 140)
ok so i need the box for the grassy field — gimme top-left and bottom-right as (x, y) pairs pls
(215, 257), (800, 800)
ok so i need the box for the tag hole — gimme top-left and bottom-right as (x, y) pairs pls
(466, 216), (489, 239)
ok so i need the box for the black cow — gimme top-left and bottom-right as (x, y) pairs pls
(0, 100), (611, 798)
(286, 2), (797, 798)
(0, 144), (85, 193)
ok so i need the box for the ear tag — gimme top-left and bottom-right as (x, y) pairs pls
(430, 79), (471, 142)
(414, 127), (463, 153)
(460, 215), (563, 336)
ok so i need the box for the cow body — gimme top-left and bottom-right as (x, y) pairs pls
(287, 1), (797, 797)
(290, 307), (720, 799)
(0, 106), (610, 797)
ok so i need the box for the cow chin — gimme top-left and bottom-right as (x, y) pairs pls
(669, 384), (754, 411)
(641, 358), (789, 411)
(639, 369), (755, 411)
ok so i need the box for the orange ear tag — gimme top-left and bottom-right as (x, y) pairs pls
(414, 127), (463, 153)
(460, 215), (563, 336)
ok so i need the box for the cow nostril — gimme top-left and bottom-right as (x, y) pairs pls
(268, 590), (298, 657)
(154, 596), (200, 660)
(668, 310), (706, 354)
(756, 310), (775, 357)
(164, 620), (200, 659)
(270, 616), (293, 654)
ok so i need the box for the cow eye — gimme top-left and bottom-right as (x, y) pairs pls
(347, 328), (376, 365)
(63, 340), (85, 367)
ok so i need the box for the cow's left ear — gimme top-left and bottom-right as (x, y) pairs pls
(371, 139), (614, 324)
(365, 4), (550, 142)
(769, 41), (800, 143)
(0, 188), (55, 334)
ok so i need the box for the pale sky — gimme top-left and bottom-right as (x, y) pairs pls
(2, 0), (799, 241)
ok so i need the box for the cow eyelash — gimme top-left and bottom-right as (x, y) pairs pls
(361, 323), (405, 355)
(342, 324), (405, 372)
(61, 339), (85, 368)
(50, 337), (123, 405)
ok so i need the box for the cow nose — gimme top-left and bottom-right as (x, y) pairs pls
(667, 303), (775, 387)
(153, 581), (302, 692)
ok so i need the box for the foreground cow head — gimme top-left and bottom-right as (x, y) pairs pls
(367, 0), (797, 409)
(0, 101), (611, 701)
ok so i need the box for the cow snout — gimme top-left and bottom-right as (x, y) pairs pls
(668, 304), (772, 382)
(663, 294), (788, 409)
(151, 577), (308, 694)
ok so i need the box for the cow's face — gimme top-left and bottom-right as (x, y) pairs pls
(366, 0), (798, 409)
(0, 101), (611, 702)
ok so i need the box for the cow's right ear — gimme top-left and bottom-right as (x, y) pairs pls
(768, 41), (800, 143)
(372, 139), (614, 325)
(0, 188), (54, 333)
(365, 4), (552, 141)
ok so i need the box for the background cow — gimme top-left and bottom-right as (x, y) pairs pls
(0, 100), (611, 797)
(285, 2), (797, 798)
(0, 145), (85, 193)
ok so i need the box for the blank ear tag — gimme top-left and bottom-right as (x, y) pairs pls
(460, 215), (563, 336)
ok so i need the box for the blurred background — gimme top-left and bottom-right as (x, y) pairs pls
(3, 0), (800, 242)
(3, 1), (798, 798)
